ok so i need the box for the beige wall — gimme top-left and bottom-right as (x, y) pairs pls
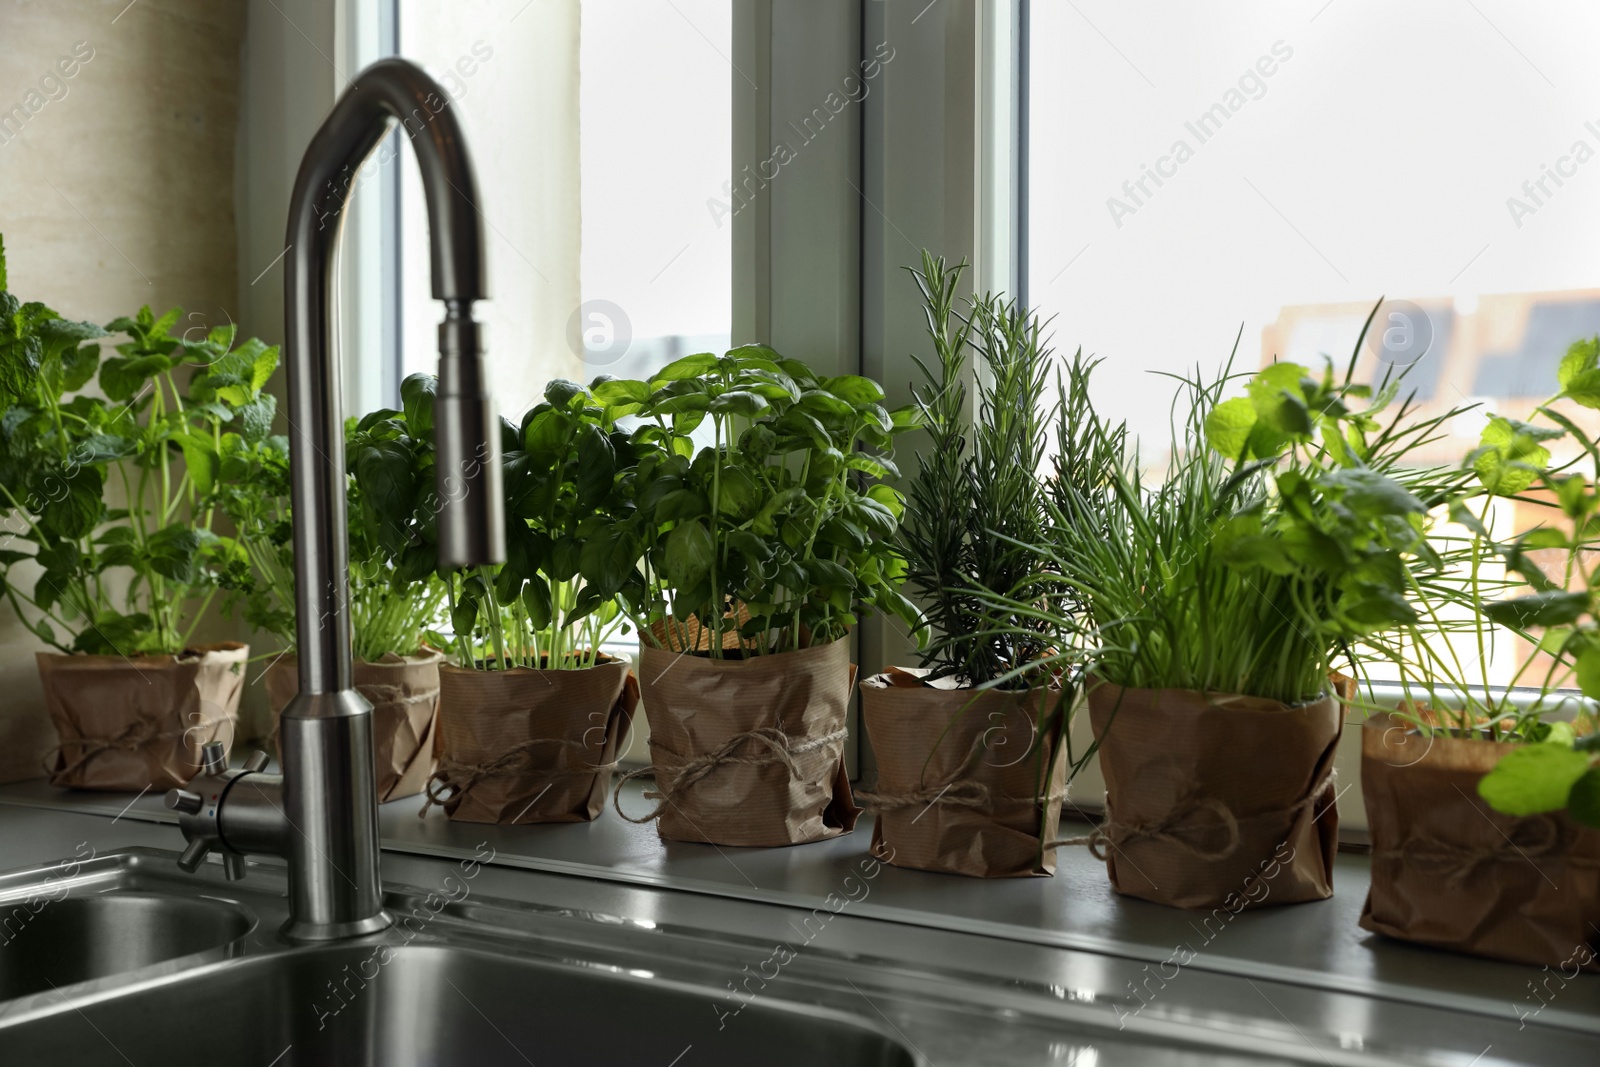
(0, 0), (246, 781)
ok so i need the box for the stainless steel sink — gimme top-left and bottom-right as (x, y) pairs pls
(0, 892), (251, 1002)
(2, 941), (913, 1067)
(3, 846), (1589, 1066)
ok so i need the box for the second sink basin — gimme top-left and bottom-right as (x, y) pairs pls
(0, 892), (251, 1002)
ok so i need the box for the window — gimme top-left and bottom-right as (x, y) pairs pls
(392, 0), (732, 417)
(1026, 1), (1600, 687)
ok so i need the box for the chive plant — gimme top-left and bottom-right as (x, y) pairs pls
(1003, 304), (1477, 705)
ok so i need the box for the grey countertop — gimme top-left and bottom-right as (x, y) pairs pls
(0, 773), (1595, 1042)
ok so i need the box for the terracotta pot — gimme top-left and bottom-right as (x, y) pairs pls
(617, 638), (859, 847)
(1359, 714), (1600, 970)
(39, 642), (247, 792)
(1085, 678), (1341, 910)
(425, 654), (638, 824)
(859, 668), (1066, 877)
(265, 649), (444, 803)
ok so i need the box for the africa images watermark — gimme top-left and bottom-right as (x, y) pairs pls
(0, 843), (97, 947)
(309, 842), (496, 1030)
(1513, 930), (1598, 1030)
(0, 41), (96, 148)
(710, 847), (892, 1031)
(705, 41), (897, 229)
(1105, 40), (1294, 229)
(1504, 119), (1600, 229)
(1112, 839), (1297, 1030)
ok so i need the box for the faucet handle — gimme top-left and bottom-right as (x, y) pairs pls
(201, 741), (228, 777)
(243, 750), (271, 774)
(222, 853), (247, 882)
(166, 788), (203, 816)
(177, 838), (211, 873)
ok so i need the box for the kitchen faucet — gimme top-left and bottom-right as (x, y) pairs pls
(164, 58), (504, 942)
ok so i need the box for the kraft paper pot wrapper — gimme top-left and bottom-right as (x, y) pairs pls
(1360, 713), (1600, 970)
(619, 637), (858, 847)
(40, 642), (246, 792)
(859, 669), (1067, 878)
(267, 649), (444, 803)
(1085, 677), (1341, 910)
(425, 655), (637, 824)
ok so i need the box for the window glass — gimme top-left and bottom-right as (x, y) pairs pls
(395, 0), (731, 415)
(1027, 1), (1600, 687)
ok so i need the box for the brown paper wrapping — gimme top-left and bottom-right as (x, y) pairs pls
(424, 655), (638, 824)
(265, 650), (444, 803)
(1085, 678), (1341, 909)
(38, 642), (246, 792)
(621, 638), (859, 846)
(1359, 715), (1600, 970)
(859, 669), (1067, 877)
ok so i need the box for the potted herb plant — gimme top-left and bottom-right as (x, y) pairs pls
(1019, 304), (1474, 909)
(0, 246), (265, 790)
(598, 345), (916, 847)
(421, 377), (639, 825)
(223, 373), (449, 803)
(857, 253), (1111, 878)
(1358, 337), (1600, 968)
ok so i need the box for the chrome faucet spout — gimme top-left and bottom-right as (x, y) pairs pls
(165, 58), (504, 943)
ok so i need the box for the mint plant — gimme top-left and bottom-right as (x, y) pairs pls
(0, 237), (274, 654)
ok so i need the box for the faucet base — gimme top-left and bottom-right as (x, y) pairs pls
(281, 909), (393, 944)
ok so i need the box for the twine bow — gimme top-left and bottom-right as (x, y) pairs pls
(1373, 815), (1600, 884)
(419, 737), (615, 818)
(42, 718), (191, 782)
(1051, 773), (1337, 864)
(612, 726), (848, 825)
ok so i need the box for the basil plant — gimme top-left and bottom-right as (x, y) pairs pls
(593, 345), (918, 656)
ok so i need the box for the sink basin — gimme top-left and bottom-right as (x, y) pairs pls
(0, 892), (251, 1001)
(2, 941), (914, 1067)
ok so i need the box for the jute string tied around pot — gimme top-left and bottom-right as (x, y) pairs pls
(41, 717), (221, 782)
(1373, 816), (1600, 886)
(420, 737), (619, 818)
(854, 738), (1067, 815)
(614, 725), (849, 824)
(1050, 771), (1336, 864)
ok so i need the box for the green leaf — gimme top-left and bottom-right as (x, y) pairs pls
(824, 375), (886, 407)
(665, 519), (715, 590)
(1204, 396), (1257, 461)
(521, 580), (553, 631)
(1559, 338), (1600, 392)
(579, 524), (637, 597)
(1482, 590), (1589, 629)
(40, 465), (103, 539)
(715, 468), (762, 520)
(1478, 743), (1593, 815)
(651, 352), (719, 383)
(1569, 768), (1600, 829)
(1576, 645), (1600, 700)
(99, 354), (169, 402)
(573, 422), (616, 509)
(401, 373), (436, 437)
(592, 378), (651, 407)
(709, 390), (769, 419)
(1318, 468), (1425, 518)
(179, 434), (218, 496)
(147, 525), (204, 582)
(1247, 362), (1313, 436)
(545, 378), (585, 409)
